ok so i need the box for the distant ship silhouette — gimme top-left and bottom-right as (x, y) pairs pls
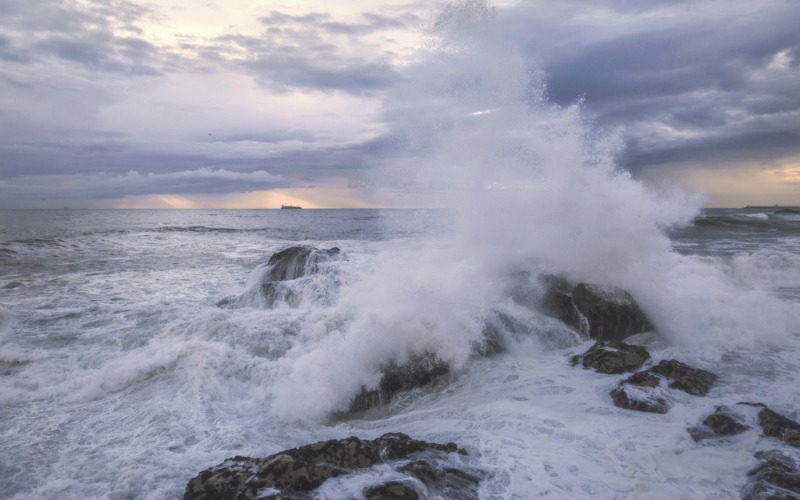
(280, 205), (302, 209)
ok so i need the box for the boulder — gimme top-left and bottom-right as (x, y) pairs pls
(755, 405), (800, 448)
(258, 246), (341, 307)
(569, 283), (654, 341)
(576, 341), (650, 374)
(265, 246), (340, 281)
(363, 481), (420, 500)
(608, 359), (716, 414)
(649, 359), (717, 396)
(609, 385), (669, 414)
(539, 277), (654, 342)
(688, 406), (751, 442)
(348, 353), (450, 413)
(399, 460), (482, 500)
(184, 432), (475, 500)
(742, 450), (800, 499)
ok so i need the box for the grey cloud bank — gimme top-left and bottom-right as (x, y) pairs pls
(0, 0), (798, 207)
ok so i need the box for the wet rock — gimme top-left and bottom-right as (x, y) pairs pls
(578, 341), (650, 374)
(756, 405), (800, 448)
(539, 278), (654, 342)
(364, 481), (420, 500)
(689, 406), (751, 442)
(649, 359), (717, 396)
(266, 245), (340, 281)
(609, 385), (669, 414)
(609, 359), (716, 414)
(258, 246), (341, 307)
(538, 274), (576, 322)
(622, 370), (661, 388)
(348, 353), (450, 413)
(569, 283), (654, 341)
(184, 433), (468, 500)
(742, 450), (800, 499)
(399, 460), (482, 499)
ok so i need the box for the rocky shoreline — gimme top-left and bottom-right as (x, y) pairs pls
(183, 432), (482, 499)
(185, 246), (800, 498)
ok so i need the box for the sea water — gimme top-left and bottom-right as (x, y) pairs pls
(1, 207), (798, 499)
(3, 2), (800, 497)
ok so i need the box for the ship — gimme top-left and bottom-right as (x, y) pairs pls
(280, 205), (302, 209)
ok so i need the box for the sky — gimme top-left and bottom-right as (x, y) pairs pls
(0, 0), (798, 209)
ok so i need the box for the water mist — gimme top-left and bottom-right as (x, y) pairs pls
(268, 0), (800, 422)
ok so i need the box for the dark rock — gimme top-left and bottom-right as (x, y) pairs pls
(257, 246), (342, 307)
(758, 407), (800, 448)
(539, 278), (654, 342)
(399, 460), (482, 499)
(742, 450), (800, 499)
(184, 433), (465, 500)
(569, 283), (654, 341)
(266, 245), (340, 281)
(622, 370), (661, 388)
(609, 386), (668, 414)
(538, 274), (576, 322)
(688, 406), (750, 442)
(649, 359), (717, 396)
(578, 341), (650, 374)
(364, 481), (421, 500)
(348, 353), (450, 413)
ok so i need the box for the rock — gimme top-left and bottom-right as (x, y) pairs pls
(757, 406), (800, 448)
(608, 359), (715, 414)
(266, 245), (340, 281)
(184, 433), (470, 500)
(688, 406), (750, 442)
(539, 277), (654, 342)
(399, 460), (482, 499)
(363, 481), (421, 500)
(569, 283), (654, 341)
(257, 246), (341, 307)
(348, 353), (450, 413)
(538, 274), (576, 322)
(649, 359), (717, 396)
(609, 385), (669, 414)
(622, 370), (661, 388)
(742, 450), (800, 499)
(578, 341), (650, 374)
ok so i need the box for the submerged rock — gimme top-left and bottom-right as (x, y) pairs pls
(184, 432), (476, 500)
(577, 341), (650, 374)
(649, 359), (717, 397)
(610, 385), (669, 414)
(689, 406), (751, 442)
(609, 359), (716, 414)
(742, 450), (800, 500)
(348, 353), (450, 413)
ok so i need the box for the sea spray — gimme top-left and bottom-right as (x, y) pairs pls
(266, 0), (800, 422)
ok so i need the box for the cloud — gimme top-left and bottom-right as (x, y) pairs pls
(1, 0), (799, 207)
(0, 168), (285, 207)
(493, 0), (800, 173)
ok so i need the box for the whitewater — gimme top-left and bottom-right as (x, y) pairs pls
(3, 2), (800, 498)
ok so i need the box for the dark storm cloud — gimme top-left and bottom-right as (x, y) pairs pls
(497, 1), (800, 172)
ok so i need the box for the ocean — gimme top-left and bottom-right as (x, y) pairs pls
(1, 206), (799, 499)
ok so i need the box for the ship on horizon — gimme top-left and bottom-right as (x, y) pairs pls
(280, 204), (302, 209)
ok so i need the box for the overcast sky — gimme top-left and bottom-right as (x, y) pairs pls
(0, 0), (798, 208)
